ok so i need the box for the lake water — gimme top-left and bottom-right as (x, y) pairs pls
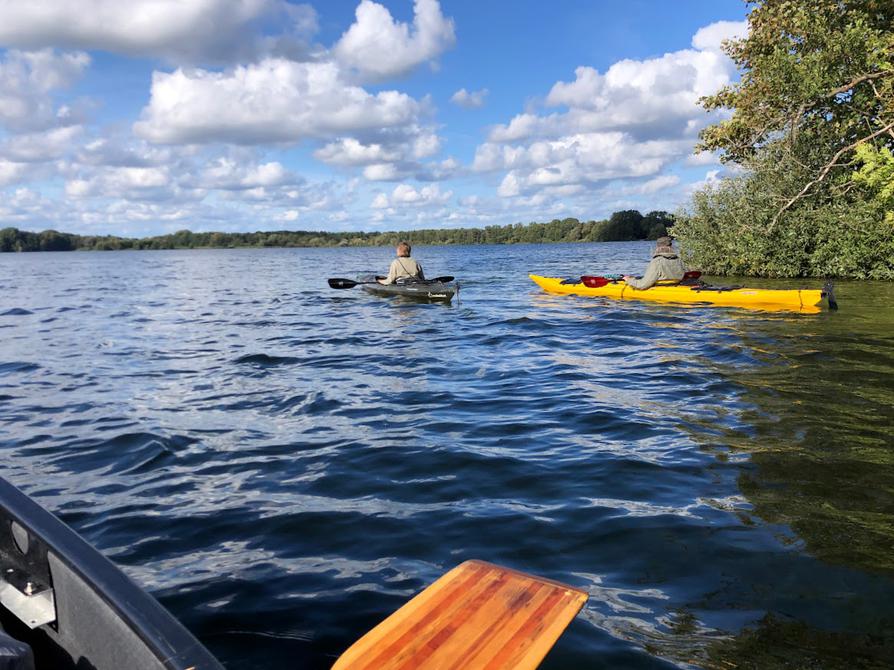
(1, 242), (893, 669)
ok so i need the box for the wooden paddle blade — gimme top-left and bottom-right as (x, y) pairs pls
(332, 560), (588, 670)
(580, 275), (609, 288)
(328, 278), (358, 289)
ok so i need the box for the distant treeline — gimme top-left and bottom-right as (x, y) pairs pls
(0, 209), (672, 252)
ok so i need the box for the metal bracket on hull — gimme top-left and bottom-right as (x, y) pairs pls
(0, 571), (56, 628)
(0, 519), (57, 628)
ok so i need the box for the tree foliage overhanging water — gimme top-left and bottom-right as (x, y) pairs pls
(673, 0), (894, 280)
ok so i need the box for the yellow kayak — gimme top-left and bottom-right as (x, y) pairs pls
(529, 274), (834, 313)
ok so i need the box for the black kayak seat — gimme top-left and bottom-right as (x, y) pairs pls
(0, 629), (34, 670)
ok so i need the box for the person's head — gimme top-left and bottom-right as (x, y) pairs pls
(396, 241), (411, 257)
(654, 236), (674, 254)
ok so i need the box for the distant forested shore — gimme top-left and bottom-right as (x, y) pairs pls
(0, 209), (671, 252)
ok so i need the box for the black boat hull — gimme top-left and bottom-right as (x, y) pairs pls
(0, 477), (223, 670)
(360, 276), (456, 302)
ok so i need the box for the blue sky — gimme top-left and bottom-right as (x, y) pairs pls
(0, 0), (748, 236)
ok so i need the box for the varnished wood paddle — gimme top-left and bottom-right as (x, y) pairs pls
(332, 560), (588, 670)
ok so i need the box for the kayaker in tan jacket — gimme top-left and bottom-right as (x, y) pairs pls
(623, 237), (685, 290)
(379, 242), (425, 284)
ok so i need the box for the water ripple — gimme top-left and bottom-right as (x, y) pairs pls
(1, 245), (893, 669)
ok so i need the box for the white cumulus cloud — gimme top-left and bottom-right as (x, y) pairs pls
(134, 59), (423, 144)
(65, 166), (171, 199)
(0, 0), (319, 65)
(1, 125), (83, 162)
(0, 49), (89, 132)
(334, 0), (455, 81)
(475, 133), (687, 183)
(450, 88), (488, 109)
(684, 168), (724, 195)
(314, 130), (444, 182)
(691, 20), (748, 53)
(373, 183), (452, 208)
(539, 50), (734, 138)
(635, 174), (680, 194)
(474, 19), (744, 204)
(196, 158), (295, 190)
(122, 1), (455, 189)
(363, 163), (401, 181)
(0, 159), (32, 186)
(315, 138), (403, 167)
(76, 136), (176, 168)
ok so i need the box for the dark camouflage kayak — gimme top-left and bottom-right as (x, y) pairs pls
(360, 276), (457, 302)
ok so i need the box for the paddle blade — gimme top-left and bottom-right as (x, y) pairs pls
(430, 276), (455, 283)
(328, 278), (358, 289)
(333, 560), (587, 670)
(581, 275), (609, 288)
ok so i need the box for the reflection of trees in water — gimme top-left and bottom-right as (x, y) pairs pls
(705, 614), (894, 670)
(680, 305), (894, 668)
(725, 332), (894, 574)
(537, 296), (894, 668)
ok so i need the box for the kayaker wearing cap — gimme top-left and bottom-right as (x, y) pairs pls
(623, 237), (685, 290)
(379, 242), (425, 284)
